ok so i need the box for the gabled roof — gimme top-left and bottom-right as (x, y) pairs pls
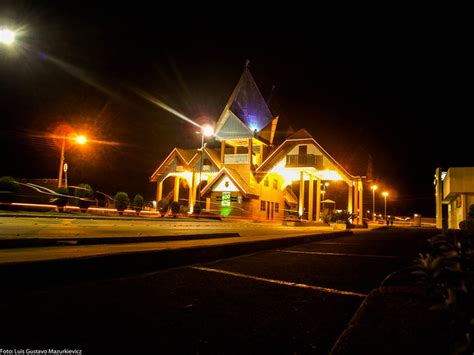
(255, 128), (357, 182)
(214, 111), (254, 141)
(200, 167), (251, 197)
(215, 67), (274, 140)
(188, 147), (222, 170)
(150, 148), (197, 182)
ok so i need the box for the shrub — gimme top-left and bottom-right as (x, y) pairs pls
(75, 183), (94, 212)
(321, 208), (334, 224)
(170, 201), (180, 218)
(460, 204), (474, 234)
(333, 210), (356, 227)
(52, 187), (69, 212)
(193, 202), (202, 217)
(114, 192), (130, 215)
(0, 176), (19, 204)
(157, 199), (169, 216)
(133, 194), (144, 215)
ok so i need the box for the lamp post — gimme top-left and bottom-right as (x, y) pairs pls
(197, 125), (214, 209)
(321, 182), (329, 209)
(382, 191), (389, 221)
(371, 185), (378, 222)
(57, 134), (87, 188)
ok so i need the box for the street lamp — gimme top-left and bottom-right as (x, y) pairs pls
(371, 185), (378, 222)
(0, 28), (16, 46)
(197, 125), (214, 210)
(321, 182), (329, 209)
(57, 134), (87, 188)
(382, 191), (389, 221)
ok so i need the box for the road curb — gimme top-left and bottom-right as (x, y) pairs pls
(0, 231), (351, 289)
(0, 232), (240, 249)
(0, 213), (221, 222)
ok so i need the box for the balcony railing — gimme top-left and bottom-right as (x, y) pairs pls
(285, 154), (323, 169)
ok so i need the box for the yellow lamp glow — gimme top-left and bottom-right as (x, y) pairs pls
(202, 125), (214, 137)
(0, 28), (15, 45)
(75, 135), (87, 145)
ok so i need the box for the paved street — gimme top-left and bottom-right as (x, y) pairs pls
(0, 227), (436, 354)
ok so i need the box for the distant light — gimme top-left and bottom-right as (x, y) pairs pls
(202, 125), (214, 137)
(0, 28), (15, 45)
(75, 135), (87, 145)
(371, 185), (378, 191)
(382, 192), (389, 197)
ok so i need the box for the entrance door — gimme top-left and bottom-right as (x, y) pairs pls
(267, 202), (270, 220)
(271, 202), (274, 220)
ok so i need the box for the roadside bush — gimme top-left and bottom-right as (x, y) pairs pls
(0, 176), (19, 204)
(411, 233), (474, 353)
(133, 194), (144, 215)
(333, 210), (356, 227)
(170, 201), (180, 218)
(114, 192), (130, 215)
(193, 202), (202, 217)
(321, 208), (334, 224)
(460, 204), (474, 234)
(157, 199), (169, 216)
(75, 183), (94, 212)
(52, 187), (69, 212)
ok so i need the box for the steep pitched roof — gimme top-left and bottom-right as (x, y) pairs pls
(214, 68), (274, 140)
(149, 148), (197, 182)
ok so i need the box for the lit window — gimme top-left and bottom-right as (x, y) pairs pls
(275, 203), (279, 212)
(260, 200), (266, 211)
(273, 179), (278, 190)
(264, 178), (269, 187)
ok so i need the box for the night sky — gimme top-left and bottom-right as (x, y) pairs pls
(0, 2), (471, 216)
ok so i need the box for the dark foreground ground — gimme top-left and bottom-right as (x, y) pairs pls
(0, 228), (436, 354)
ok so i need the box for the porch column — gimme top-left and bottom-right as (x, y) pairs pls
(173, 176), (180, 202)
(316, 178), (321, 221)
(299, 171), (305, 218)
(156, 181), (163, 202)
(188, 172), (196, 213)
(221, 141), (226, 165)
(435, 168), (443, 229)
(206, 197), (211, 211)
(308, 174), (314, 221)
(358, 179), (364, 224)
(354, 180), (359, 224)
(348, 183), (353, 213)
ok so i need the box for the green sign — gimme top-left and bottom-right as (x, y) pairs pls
(222, 192), (231, 207)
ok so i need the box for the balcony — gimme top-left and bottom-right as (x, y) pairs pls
(285, 154), (323, 169)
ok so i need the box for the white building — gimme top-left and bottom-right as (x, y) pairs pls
(435, 167), (474, 229)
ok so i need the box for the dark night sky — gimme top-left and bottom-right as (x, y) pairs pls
(0, 2), (472, 216)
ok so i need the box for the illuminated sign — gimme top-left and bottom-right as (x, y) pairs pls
(222, 192), (231, 207)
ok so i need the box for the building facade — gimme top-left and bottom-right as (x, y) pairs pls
(435, 167), (474, 229)
(150, 67), (365, 222)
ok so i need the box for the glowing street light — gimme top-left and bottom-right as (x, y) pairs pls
(382, 191), (389, 221)
(58, 134), (88, 188)
(0, 28), (16, 45)
(75, 135), (87, 145)
(197, 124), (214, 211)
(371, 185), (378, 222)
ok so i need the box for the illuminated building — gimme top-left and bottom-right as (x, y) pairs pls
(150, 66), (365, 222)
(435, 167), (474, 229)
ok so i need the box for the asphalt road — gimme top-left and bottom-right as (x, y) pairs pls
(0, 228), (437, 354)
